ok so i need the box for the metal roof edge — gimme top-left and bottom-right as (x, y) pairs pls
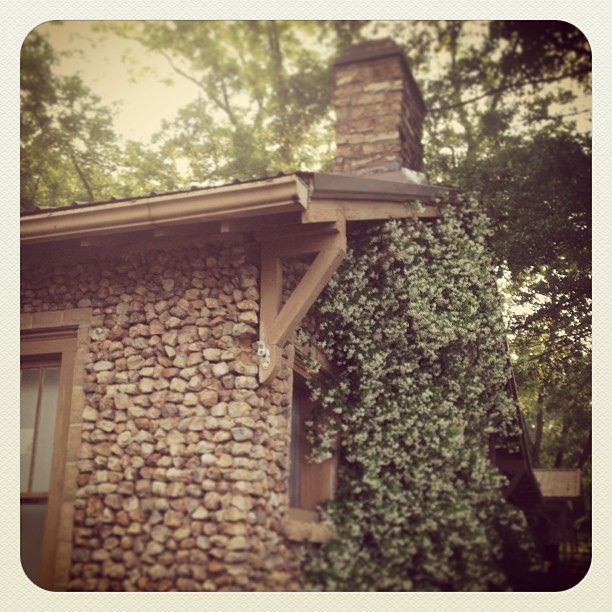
(21, 174), (309, 245)
(310, 172), (450, 203)
(20, 172), (307, 218)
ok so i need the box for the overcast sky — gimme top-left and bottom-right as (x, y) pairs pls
(36, 21), (201, 143)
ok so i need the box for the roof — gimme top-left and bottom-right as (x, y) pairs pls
(533, 468), (582, 499)
(20, 172), (449, 246)
(20, 172), (305, 217)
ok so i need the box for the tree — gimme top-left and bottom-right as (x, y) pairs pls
(387, 21), (591, 477)
(103, 20), (365, 183)
(20, 30), (121, 209)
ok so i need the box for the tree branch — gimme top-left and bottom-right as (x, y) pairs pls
(69, 151), (94, 201)
(157, 49), (203, 89)
(529, 107), (591, 123)
(429, 67), (591, 114)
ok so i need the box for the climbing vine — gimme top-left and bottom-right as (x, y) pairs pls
(300, 195), (542, 591)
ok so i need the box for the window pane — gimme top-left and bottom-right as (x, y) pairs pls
(20, 502), (47, 585)
(31, 367), (60, 492)
(20, 368), (40, 492)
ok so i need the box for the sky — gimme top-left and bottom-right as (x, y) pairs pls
(36, 21), (201, 143)
(34, 20), (592, 150)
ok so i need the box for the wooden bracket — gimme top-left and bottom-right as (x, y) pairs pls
(258, 219), (346, 383)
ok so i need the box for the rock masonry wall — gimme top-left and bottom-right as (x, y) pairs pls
(21, 237), (302, 591)
(333, 53), (425, 175)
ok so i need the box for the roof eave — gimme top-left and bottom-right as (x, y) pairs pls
(20, 172), (446, 246)
(310, 172), (449, 202)
(20, 174), (309, 245)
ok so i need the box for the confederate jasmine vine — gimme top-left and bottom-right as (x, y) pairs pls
(300, 195), (542, 591)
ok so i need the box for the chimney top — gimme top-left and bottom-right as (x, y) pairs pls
(333, 38), (426, 178)
(335, 38), (425, 116)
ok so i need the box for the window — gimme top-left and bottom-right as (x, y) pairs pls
(20, 311), (88, 590)
(289, 380), (337, 515)
(20, 359), (62, 585)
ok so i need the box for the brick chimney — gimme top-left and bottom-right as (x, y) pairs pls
(333, 38), (426, 180)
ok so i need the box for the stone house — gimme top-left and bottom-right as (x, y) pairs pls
(20, 39), (539, 591)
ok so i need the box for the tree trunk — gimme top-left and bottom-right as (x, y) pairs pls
(532, 391), (544, 467)
(70, 152), (94, 201)
(578, 428), (592, 469)
(554, 414), (572, 468)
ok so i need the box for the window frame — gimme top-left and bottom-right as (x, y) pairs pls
(289, 374), (338, 513)
(20, 309), (90, 590)
(285, 344), (337, 543)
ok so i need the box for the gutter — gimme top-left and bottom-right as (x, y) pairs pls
(21, 171), (448, 246)
(21, 174), (309, 245)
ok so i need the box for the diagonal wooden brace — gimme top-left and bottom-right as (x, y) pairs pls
(258, 220), (346, 383)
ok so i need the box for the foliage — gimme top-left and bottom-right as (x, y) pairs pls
(101, 20), (365, 183)
(445, 131), (592, 471)
(385, 20), (592, 170)
(20, 31), (121, 209)
(390, 21), (592, 476)
(301, 197), (543, 591)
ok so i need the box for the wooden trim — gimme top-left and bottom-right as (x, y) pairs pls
(285, 503), (333, 544)
(20, 311), (90, 590)
(293, 344), (334, 378)
(252, 221), (341, 242)
(259, 245), (284, 383)
(260, 246), (284, 340)
(20, 493), (50, 503)
(270, 240), (345, 347)
(26, 365), (48, 493)
(504, 467), (527, 498)
(302, 198), (440, 223)
(284, 373), (337, 545)
(20, 308), (92, 333)
(288, 507), (319, 523)
(221, 212), (304, 235)
(285, 503), (333, 543)
(284, 504), (333, 544)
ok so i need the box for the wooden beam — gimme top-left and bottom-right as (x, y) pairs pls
(294, 343), (334, 379)
(504, 466), (527, 499)
(153, 221), (224, 237)
(258, 220), (346, 384)
(252, 221), (341, 242)
(268, 232), (346, 260)
(270, 239), (344, 347)
(259, 246), (284, 382)
(220, 211), (303, 234)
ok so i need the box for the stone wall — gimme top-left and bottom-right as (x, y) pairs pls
(21, 236), (301, 591)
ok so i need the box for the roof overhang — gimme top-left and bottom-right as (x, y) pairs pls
(20, 174), (309, 245)
(533, 468), (582, 500)
(20, 172), (446, 246)
(20, 171), (447, 386)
